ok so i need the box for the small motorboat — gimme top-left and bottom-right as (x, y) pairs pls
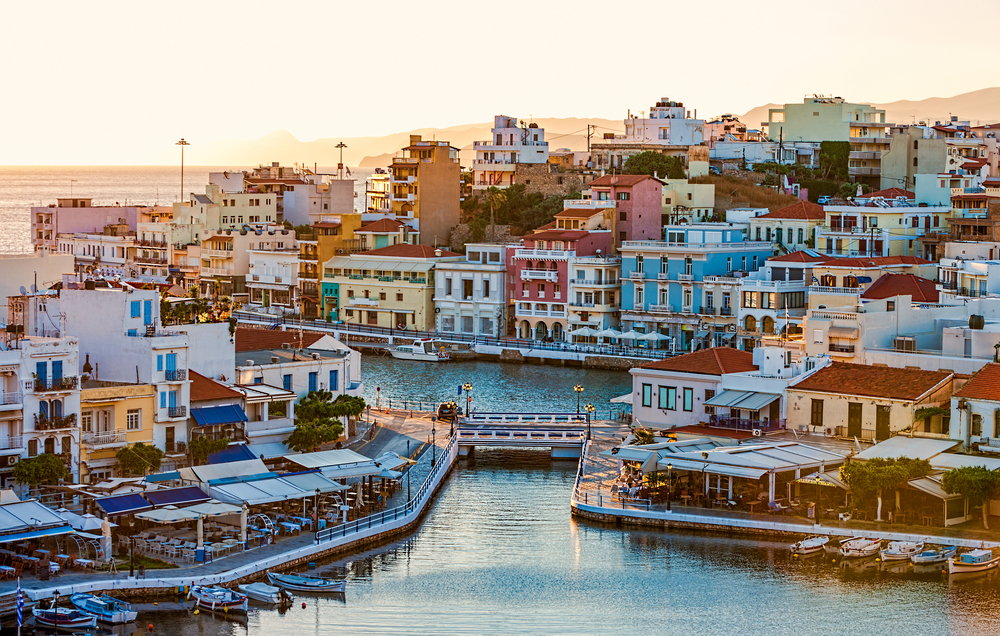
(267, 570), (346, 593)
(32, 603), (98, 630)
(824, 537), (852, 553)
(188, 586), (248, 613)
(389, 338), (450, 362)
(839, 537), (882, 558)
(911, 546), (958, 564)
(948, 549), (1000, 574)
(238, 582), (294, 604)
(879, 541), (924, 561)
(790, 535), (829, 555)
(70, 593), (137, 624)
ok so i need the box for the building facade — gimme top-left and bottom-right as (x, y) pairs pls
(433, 243), (509, 337)
(472, 115), (549, 190)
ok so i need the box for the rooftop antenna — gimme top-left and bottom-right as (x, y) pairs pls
(336, 142), (347, 180)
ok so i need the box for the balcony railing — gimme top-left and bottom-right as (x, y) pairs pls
(681, 304), (694, 313)
(629, 271), (646, 280)
(164, 369), (187, 381)
(168, 406), (187, 418)
(520, 269), (559, 282)
(708, 416), (785, 432)
(829, 343), (856, 354)
(678, 273), (694, 281)
(1, 392), (22, 406)
(135, 256), (168, 265)
(570, 279), (617, 286)
(648, 304), (674, 313)
(34, 413), (77, 430)
(0, 436), (22, 451)
(720, 306), (732, 316)
(810, 286), (862, 295)
(82, 431), (128, 447)
(33, 376), (78, 392)
(515, 248), (575, 259)
(300, 253), (318, 261)
(656, 272), (671, 280)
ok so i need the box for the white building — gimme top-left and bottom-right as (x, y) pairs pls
(235, 344), (362, 403)
(247, 249), (301, 314)
(433, 243), (510, 337)
(591, 97), (705, 171)
(952, 363), (1000, 451)
(0, 251), (74, 306)
(472, 115), (549, 190)
(282, 176), (355, 227)
(567, 254), (621, 332)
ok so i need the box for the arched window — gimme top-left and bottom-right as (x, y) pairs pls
(843, 275), (859, 289)
(744, 316), (757, 332)
(762, 316), (775, 334)
(44, 437), (55, 455)
(62, 436), (71, 455)
(820, 274), (836, 287)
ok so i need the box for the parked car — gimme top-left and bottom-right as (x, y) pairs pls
(817, 195), (832, 204)
(709, 165), (722, 175)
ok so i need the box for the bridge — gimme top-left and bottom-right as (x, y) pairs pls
(456, 413), (589, 460)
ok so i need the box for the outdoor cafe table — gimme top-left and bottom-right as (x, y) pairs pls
(278, 521), (301, 535)
(0, 565), (14, 580)
(75, 559), (95, 572)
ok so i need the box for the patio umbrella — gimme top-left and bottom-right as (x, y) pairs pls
(183, 500), (242, 517)
(135, 505), (199, 524)
(567, 327), (597, 337)
(638, 332), (666, 342)
(594, 328), (621, 341)
(618, 330), (641, 340)
(377, 469), (403, 479)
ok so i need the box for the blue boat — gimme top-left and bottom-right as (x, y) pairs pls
(911, 546), (958, 564)
(70, 593), (137, 624)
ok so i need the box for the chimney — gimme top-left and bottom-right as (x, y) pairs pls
(434, 248), (442, 257)
(246, 360), (254, 367)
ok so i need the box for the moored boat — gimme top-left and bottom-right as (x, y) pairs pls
(389, 338), (450, 362)
(879, 541), (924, 561)
(911, 546), (958, 564)
(267, 570), (346, 593)
(824, 537), (852, 553)
(790, 535), (829, 555)
(188, 586), (248, 613)
(839, 537), (882, 558)
(32, 605), (98, 630)
(948, 549), (1000, 574)
(238, 582), (294, 604)
(70, 593), (137, 624)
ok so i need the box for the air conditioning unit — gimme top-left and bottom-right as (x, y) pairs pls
(312, 353), (320, 360)
(271, 356), (279, 364)
(7, 456), (17, 466)
(894, 337), (916, 352)
(281, 343), (291, 349)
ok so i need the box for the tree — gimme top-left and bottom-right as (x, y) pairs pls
(839, 456), (931, 521)
(13, 453), (67, 488)
(943, 465), (1000, 529)
(285, 390), (348, 453)
(116, 442), (164, 476)
(188, 437), (230, 465)
(630, 428), (655, 446)
(818, 141), (851, 181)
(623, 151), (685, 179)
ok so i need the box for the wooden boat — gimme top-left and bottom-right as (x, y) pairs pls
(389, 338), (450, 362)
(32, 605), (98, 630)
(839, 537), (882, 558)
(790, 535), (829, 555)
(948, 549), (1000, 574)
(267, 570), (346, 593)
(238, 582), (294, 604)
(911, 546), (958, 564)
(824, 537), (852, 554)
(188, 586), (248, 612)
(70, 593), (137, 624)
(879, 541), (924, 561)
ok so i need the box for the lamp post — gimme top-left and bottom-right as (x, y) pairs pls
(463, 382), (473, 415)
(667, 463), (673, 512)
(175, 138), (190, 203)
(406, 440), (411, 502)
(314, 488), (321, 544)
(52, 589), (60, 608)
(574, 384), (584, 414)
(584, 402), (595, 441)
(431, 421), (437, 467)
(128, 517), (135, 578)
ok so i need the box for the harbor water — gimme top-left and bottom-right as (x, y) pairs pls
(134, 449), (1000, 636)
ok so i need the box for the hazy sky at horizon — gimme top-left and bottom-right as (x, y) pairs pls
(4, 0), (997, 165)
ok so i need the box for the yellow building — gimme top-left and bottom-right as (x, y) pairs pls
(322, 243), (463, 330)
(807, 255), (937, 311)
(816, 197), (953, 258)
(79, 381), (156, 483)
(391, 135), (461, 247)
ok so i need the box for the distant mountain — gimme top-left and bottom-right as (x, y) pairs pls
(178, 117), (623, 169)
(740, 88), (1000, 131)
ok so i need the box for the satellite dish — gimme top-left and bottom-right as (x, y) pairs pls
(18, 286), (26, 295)
(29, 284), (37, 293)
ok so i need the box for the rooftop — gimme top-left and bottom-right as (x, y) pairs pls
(189, 370), (243, 402)
(359, 244), (461, 259)
(555, 208), (604, 219)
(791, 362), (952, 400)
(954, 363), (1000, 402)
(237, 348), (348, 367)
(589, 174), (664, 187)
(861, 273), (939, 303)
(638, 347), (757, 376)
(867, 187), (915, 200)
(357, 218), (407, 233)
(768, 250), (829, 263)
(525, 230), (591, 241)
(757, 201), (825, 221)
(820, 255), (933, 269)
(234, 328), (326, 353)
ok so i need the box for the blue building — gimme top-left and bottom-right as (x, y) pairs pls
(620, 224), (773, 352)
(321, 281), (340, 321)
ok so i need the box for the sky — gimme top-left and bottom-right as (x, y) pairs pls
(3, 0), (997, 165)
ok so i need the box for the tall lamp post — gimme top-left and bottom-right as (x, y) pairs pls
(128, 517), (136, 578)
(406, 440), (412, 502)
(667, 463), (673, 512)
(175, 138), (190, 203)
(314, 488), (321, 544)
(431, 420), (437, 467)
(463, 382), (473, 417)
(584, 402), (595, 441)
(574, 384), (584, 414)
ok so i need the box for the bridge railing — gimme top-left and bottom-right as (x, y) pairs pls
(464, 412), (589, 424)
(457, 429), (586, 443)
(571, 439), (653, 511)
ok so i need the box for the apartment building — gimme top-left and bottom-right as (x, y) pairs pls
(199, 227), (295, 299)
(434, 244), (510, 337)
(816, 197), (951, 258)
(246, 249), (300, 314)
(586, 174), (664, 247)
(749, 201), (826, 253)
(79, 380), (156, 482)
(281, 176), (355, 227)
(472, 115), (549, 190)
(390, 135), (461, 247)
(31, 198), (148, 252)
(591, 97), (705, 171)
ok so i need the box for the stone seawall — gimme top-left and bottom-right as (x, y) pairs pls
(583, 356), (638, 371)
(571, 505), (801, 540)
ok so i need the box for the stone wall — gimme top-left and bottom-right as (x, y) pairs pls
(515, 163), (590, 197)
(583, 356), (641, 370)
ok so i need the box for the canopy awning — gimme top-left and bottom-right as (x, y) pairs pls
(828, 326), (859, 339)
(135, 506), (200, 524)
(0, 525), (74, 543)
(908, 475), (962, 500)
(284, 449), (373, 470)
(143, 486), (210, 508)
(191, 404), (249, 427)
(95, 493), (153, 517)
(250, 442), (295, 460)
(611, 393), (633, 405)
(183, 500), (243, 517)
(704, 390), (780, 411)
(655, 457), (767, 479)
(278, 472), (350, 494)
(208, 443), (258, 465)
(144, 471), (181, 483)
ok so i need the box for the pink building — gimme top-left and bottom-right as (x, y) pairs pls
(31, 198), (147, 251)
(588, 174), (664, 247)
(507, 227), (614, 341)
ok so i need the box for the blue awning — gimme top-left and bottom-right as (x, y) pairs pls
(0, 525), (75, 543)
(145, 471), (181, 483)
(95, 493), (152, 517)
(143, 486), (209, 508)
(857, 276), (873, 283)
(208, 443), (258, 465)
(191, 405), (249, 427)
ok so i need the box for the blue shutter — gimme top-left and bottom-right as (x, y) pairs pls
(144, 300), (153, 326)
(157, 355), (163, 371)
(308, 372), (317, 393)
(53, 400), (62, 418)
(283, 374), (292, 391)
(160, 392), (166, 408)
(51, 361), (62, 382)
(165, 353), (177, 371)
(131, 301), (141, 318)
(35, 362), (47, 384)
(39, 401), (48, 418)
(168, 391), (177, 408)
(329, 370), (338, 392)
(127, 329), (137, 337)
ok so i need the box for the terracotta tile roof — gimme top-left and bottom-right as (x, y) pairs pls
(792, 363), (952, 400)
(555, 208), (605, 218)
(868, 187), (914, 199)
(525, 230), (590, 241)
(639, 347), (757, 376)
(359, 244), (461, 258)
(534, 221), (556, 231)
(589, 174), (662, 188)
(311, 222), (341, 229)
(234, 327), (326, 353)
(358, 218), (405, 233)
(189, 370), (244, 402)
(951, 193), (1000, 201)
(757, 201), (825, 220)
(244, 178), (306, 185)
(955, 363), (1000, 401)
(821, 255), (932, 268)
(768, 251), (829, 263)
(861, 273), (939, 302)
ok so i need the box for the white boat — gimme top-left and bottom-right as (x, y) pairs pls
(948, 549), (1000, 574)
(839, 537), (882, 558)
(879, 541), (924, 561)
(389, 338), (450, 362)
(188, 586), (248, 613)
(238, 582), (294, 604)
(267, 570), (346, 593)
(790, 535), (829, 555)
(911, 546), (958, 564)
(824, 537), (852, 554)
(70, 593), (137, 624)
(32, 605), (98, 630)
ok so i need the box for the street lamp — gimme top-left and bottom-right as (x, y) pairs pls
(406, 440), (412, 502)
(574, 384), (584, 414)
(431, 421), (437, 467)
(128, 517), (136, 578)
(667, 463), (673, 511)
(314, 488), (321, 544)
(584, 402), (595, 441)
(463, 382), (473, 417)
(175, 138), (190, 203)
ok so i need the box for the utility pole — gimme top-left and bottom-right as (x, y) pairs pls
(587, 125), (593, 153)
(336, 142), (348, 179)
(176, 138), (190, 203)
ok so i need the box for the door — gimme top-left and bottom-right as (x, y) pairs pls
(848, 402), (863, 438)
(165, 426), (175, 453)
(51, 361), (62, 384)
(875, 405), (891, 441)
(165, 353), (177, 373)
(144, 300), (153, 326)
(35, 362), (47, 389)
(168, 390), (177, 411)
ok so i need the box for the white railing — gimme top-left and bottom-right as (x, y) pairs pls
(570, 279), (617, 286)
(810, 286), (862, 295)
(622, 240), (771, 251)
(678, 273), (694, 281)
(82, 431), (128, 446)
(465, 412), (588, 424)
(629, 271), (646, 280)
(457, 428), (585, 445)
(648, 304), (674, 313)
(656, 272), (671, 280)
(0, 436), (22, 451)
(0, 392), (22, 406)
(703, 275), (743, 284)
(681, 304), (693, 313)
(515, 249), (575, 259)
(811, 310), (858, 321)
(520, 269), (559, 282)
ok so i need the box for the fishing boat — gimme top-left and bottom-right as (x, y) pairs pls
(188, 586), (249, 613)
(911, 546), (958, 564)
(839, 537), (882, 558)
(238, 582), (294, 604)
(267, 570), (346, 593)
(790, 535), (829, 555)
(948, 549), (1000, 574)
(32, 604), (98, 630)
(389, 338), (450, 362)
(69, 593), (137, 624)
(824, 537), (852, 553)
(879, 541), (924, 561)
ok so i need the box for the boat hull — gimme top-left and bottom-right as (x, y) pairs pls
(32, 608), (98, 630)
(189, 586), (248, 613)
(880, 542), (924, 561)
(70, 593), (137, 624)
(948, 556), (1000, 574)
(912, 548), (958, 564)
(790, 536), (829, 555)
(388, 350), (448, 362)
(238, 583), (294, 604)
(839, 539), (882, 558)
(267, 571), (346, 593)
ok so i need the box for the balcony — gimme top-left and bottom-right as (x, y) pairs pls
(829, 343), (856, 355)
(202, 267), (234, 277)
(33, 376), (78, 393)
(0, 392), (22, 408)
(648, 304), (674, 314)
(707, 416), (785, 432)
(391, 193), (416, 203)
(678, 273), (694, 281)
(656, 272), (671, 280)
(138, 239), (167, 248)
(299, 271), (318, 280)
(300, 253), (318, 261)
(520, 269), (559, 282)
(34, 413), (77, 431)
(849, 151), (882, 160)
(135, 256), (168, 265)
(82, 430), (128, 448)
(570, 278), (618, 286)
(810, 286), (862, 295)
(168, 406), (187, 418)
(681, 304), (694, 313)
(515, 248), (575, 259)
(629, 271), (646, 281)
(720, 306), (732, 316)
(205, 249), (235, 258)
(703, 276), (742, 285)
(849, 137), (891, 144)
(0, 436), (22, 451)
(164, 369), (187, 381)
(848, 167), (881, 176)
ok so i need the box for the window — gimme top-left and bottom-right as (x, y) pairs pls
(973, 414), (983, 437)
(620, 232), (627, 242)
(619, 211), (627, 222)
(396, 293), (403, 301)
(131, 301), (141, 318)
(157, 355), (163, 372)
(658, 387), (669, 409)
(617, 192), (630, 201)
(463, 279), (473, 300)
(127, 409), (141, 430)
(160, 391), (166, 408)
(445, 278), (453, 296)
(642, 384), (652, 408)
(683, 388), (693, 412)
(726, 257), (732, 272)
(742, 291), (757, 308)
(483, 279), (490, 298)
(797, 228), (803, 244)
(81, 412), (92, 433)
(636, 255), (643, 272)
(380, 292), (386, 301)
(635, 286), (644, 307)
(329, 370), (339, 392)
(812, 329), (824, 344)
(28, 439), (37, 457)
(283, 374), (292, 391)
(705, 291), (714, 309)
(705, 389), (716, 415)
(308, 372), (318, 393)
(810, 399), (824, 427)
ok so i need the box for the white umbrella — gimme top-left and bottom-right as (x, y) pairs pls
(618, 330), (641, 340)
(594, 328), (621, 339)
(639, 332), (667, 341)
(184, 500), (242, 517)
(377, 468), (403, 479)
(135, 505), (199, 524)
(567, 327), (597, 337)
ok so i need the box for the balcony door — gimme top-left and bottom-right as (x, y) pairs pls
(847, 402), (863, 438)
